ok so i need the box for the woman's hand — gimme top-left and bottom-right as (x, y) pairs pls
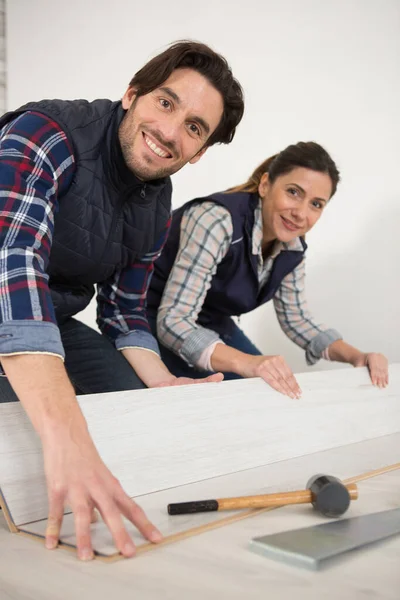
(352, 352), (389, 388)
(239, 355), (302, 399)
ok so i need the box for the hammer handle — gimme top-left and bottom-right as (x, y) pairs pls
(167, 483), (358, 514)
(219, 483), (358, 510)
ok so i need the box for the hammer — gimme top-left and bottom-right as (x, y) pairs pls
(167, 475), (358, 518)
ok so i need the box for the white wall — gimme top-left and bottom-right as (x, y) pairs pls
(6, 0), (400, 373)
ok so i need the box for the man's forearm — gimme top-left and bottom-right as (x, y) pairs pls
(0, 354), (87, 440)
(121, 348), (174, 387)
(1, 353), (161, 559)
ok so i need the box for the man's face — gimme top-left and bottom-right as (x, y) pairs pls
(119, 68), (224, 180)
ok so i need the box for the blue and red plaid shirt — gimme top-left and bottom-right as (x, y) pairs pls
(0, 111), (170, 372)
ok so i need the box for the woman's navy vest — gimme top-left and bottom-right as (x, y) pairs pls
(147, 192), (306, 334)
(0, 99), (172, 322)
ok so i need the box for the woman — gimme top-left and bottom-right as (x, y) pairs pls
(146, 142), (389, 398)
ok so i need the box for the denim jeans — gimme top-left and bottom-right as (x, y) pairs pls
(149, 316), (262, 380)
(0, 318), (145, 403)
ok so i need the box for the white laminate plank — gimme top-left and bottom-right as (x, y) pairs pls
(0, 440), (399, 600)
(21, 433), (400, 556)
(1, 365), (399, 527)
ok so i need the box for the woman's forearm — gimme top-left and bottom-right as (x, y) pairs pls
(327, 340), (389, 388)
(327, 340), (366, 366)
(210, 343), (248, 375)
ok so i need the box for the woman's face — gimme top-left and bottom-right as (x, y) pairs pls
(259, 167), (332, 243)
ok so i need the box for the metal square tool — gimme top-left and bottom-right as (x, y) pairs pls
(249, 508), (400, 570)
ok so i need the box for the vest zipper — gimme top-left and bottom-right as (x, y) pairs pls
(99, 184), (148, 268)
(98, 195), (126, 267)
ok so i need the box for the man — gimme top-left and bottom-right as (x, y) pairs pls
(0, 41), (244, 559)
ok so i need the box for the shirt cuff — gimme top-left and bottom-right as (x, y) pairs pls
(115, 329), (160, 356)
(179, 327), (222, 367)
(197, 340), (226, 371)
(0, 321), (65, 375)
(305, 329), (343, 366)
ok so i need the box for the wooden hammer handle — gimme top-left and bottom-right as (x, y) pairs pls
(168, 483), (358, 514)
(218, 483), (358, 510)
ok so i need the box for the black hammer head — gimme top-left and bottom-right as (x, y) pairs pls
(306, 474), (351, 517)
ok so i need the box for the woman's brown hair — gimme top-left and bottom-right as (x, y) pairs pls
(228, 141), (340, 197)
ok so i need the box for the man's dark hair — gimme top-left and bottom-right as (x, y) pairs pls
(129, 40), (244, 147)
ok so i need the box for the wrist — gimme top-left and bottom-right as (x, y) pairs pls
(147, 372), (176, 388)
(210, 344), (248, 376)
(231, 353), (258, 378)
(140, 363), (175, 387)
(121, 347), (174, 387)
(327, 340), (365, 366)
(349, 352), (367, 368)
(39, 402), (89, 444)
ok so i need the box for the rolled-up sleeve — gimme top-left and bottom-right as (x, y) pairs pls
(273, 259), (342, 365)
(157, 202), (232, 367)
(0, 111), (75, 371)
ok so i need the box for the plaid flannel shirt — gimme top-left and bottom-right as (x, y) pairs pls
(0, 111), (169, 374)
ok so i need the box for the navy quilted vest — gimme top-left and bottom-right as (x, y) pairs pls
(147, 191), (306, 334)
(0, 99), (172, 321)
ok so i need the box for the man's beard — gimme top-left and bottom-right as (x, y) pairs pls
(121, 143), (183, 181)
(119, 102), (182, 181)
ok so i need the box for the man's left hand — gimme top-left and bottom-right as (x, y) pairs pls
(154, 373), (224, 387)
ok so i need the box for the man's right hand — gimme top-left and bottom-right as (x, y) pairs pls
(1, 353), (162, 560)
(42, 418), (162, 560)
